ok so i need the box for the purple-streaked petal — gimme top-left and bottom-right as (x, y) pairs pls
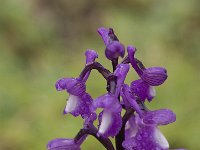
(105, 41), (125, 60)
(127, 45), (143, 76)
(143, 109), (176, 126)
(121, 84), (143, 117)
(98, 110), (122, 138)
(55, 78), (86, 96)
(141, 67), (168, 86)
(47, 138), (81, 150)
(85, 49), (98, 65)
(130, 79), (155, 102)
(97, 27), (119, 45)
(63, 93), (93, 119)
(93, 94), (122, 112)
(114, 64), (130, 96)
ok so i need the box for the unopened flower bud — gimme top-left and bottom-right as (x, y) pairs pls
(105, 41), (125, 60)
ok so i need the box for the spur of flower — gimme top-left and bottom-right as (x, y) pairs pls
(47, 27), (184, 150)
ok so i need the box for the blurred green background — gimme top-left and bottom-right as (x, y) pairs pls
(0, 0), (200, 149)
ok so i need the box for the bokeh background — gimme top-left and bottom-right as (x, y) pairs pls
(0, 0), (200, 149)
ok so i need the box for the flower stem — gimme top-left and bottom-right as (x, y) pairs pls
(112, 58), (118, 72)
(74, 126), (115, 150)
(79, 62), (111, 80)
(115, 109), (135, 150)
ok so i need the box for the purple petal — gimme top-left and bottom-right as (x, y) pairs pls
(114, 64), (130, 96)
(97, 27), (119, 45)
(47, 138), (81, 150)
(93, 94), (122, 112)
(55, 78), (72, 91)
(121, 84), (143, 117)
(127, 45), (143, 76)
(97, 27), (109, 45)
(63, 93), (93, 119)
(143, 109), (176, 126)
(55, 78), (86, 96)
(120, 90), (130, 109)
(130, 79), (156, 102)
(105, 41), (125, 60)
(83, 50), (98, 82)
(141, 67), (168, 86)
(98, 110), (122, 138)
(85, 49), (98, 65)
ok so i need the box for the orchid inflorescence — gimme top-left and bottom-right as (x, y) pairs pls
(47, 27), (181, 150)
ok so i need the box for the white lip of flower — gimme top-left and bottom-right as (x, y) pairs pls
(149, 86), (156, 97)
(65, 94), (79, 113)
(98, 110), (112, 134)
(154, 127), (169, 149)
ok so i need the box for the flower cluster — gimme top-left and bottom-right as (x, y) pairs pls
(47, 27), (183, 150)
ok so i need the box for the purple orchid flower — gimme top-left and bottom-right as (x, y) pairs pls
(55, 78), (93, 118)
(127, 45), (167, 101)
(123, 109), (176, 150)
(55, 50), (98, 118)
(93, 93), (122, 138)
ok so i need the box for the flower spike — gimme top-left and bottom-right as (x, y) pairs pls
(49, 27), (183, 150)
